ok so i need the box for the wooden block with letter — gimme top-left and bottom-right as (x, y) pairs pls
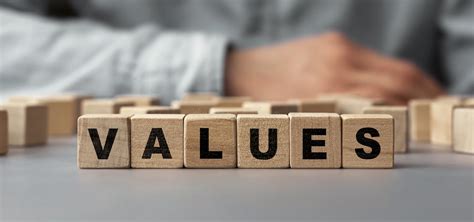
(237, 114), (289, 168)
(242, 102), (298, 114)
(291, 99), (337, 113)
(363, 106), (408, 153)
(430, 100), (462, 146)
(0, 109), (7, 155)
(120, 106), (180, 115)
(184, 114), (236, 168)
(341, 114), (394, 168)
(116, 95), (160, 106)
(131, 114), (185, 168)
(77, 114), (131, 168)
(408, 99), (431, 142)
(209, 107), (258, 115)
(1, 103), (48, 146)
(173, 100), (217, 114)
(289, 113), (341, 168)
(453, 108), (474, 154)
(82, 99), (134, 115)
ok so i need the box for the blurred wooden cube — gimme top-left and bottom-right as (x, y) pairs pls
(115, 95), (160, 106)
(215, 96), (251, 107)
(120, 106), (180, 115)
(453, 108), (474, 154)
(82, 99), (134, 114)
(77, 114), (131, 168)
(336, 97), (385, 114)
(1, 103), (48, 146)
(237, 114), (289, 168)
(289, 113), (341, 168)
(290, 99), (337, 113)
(184, 114), (236, 168)
(131, 114), (185, 168)
(209, 107), (258, 115)
(242, 102), (298, 114)
(182, 92), (219, 101)
(0, 109), (8, 155)
(341, 114), (393, 168)
(172, 100), (217, 114)
(408, 99), (432, 142)
(430, 100), (462, 146)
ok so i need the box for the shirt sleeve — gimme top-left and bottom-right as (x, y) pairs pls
(438, 0), (474, 94)
(0, 7), (228, 104)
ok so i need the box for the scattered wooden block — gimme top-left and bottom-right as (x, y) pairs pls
(173, 101), (217, 114)
(464, 98), (474, 106)
(182, 92), (219, 101)
(77, 114), (131, 168)
(0, 109), (8, 155)
(430, 100), (462, 146)
(341, 114), (393, 168)
(408, 99), (432, 142)
(242, 102), (298, 114)
(215, 96), (251, 107)
(289, 113), (341, 168)
(120, 106), (180, 115)
(184, 114), (236, 168)
(209, 107), (258, 115)
(81, 99), (134, 115)
(131, 114), (185, 168)
(336, 97), (384, 114)
(453, 108), (474, 155)
(1, 103), (48, 146)
(363, 106), (408, 153)
(290, 98), (337, 113)
(115, 95), (160, 106)
(237, 114), (289, 168)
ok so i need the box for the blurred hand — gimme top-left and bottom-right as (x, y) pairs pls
(225, 32), (445, 104)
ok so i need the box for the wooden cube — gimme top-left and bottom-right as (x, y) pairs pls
(77, 114), (131, 168)
(209, 107), (258, 115)
(120, 106), (180, 115)
(0, 109), (8, 155)
(173, 101), (217, 114)
(1, 103), (48, 146)
(184, 114), (236, 168)
(115, 95), (160, 106)
(215, 96), (251, 107)
(242, 102), (298, 114)
(430, 100), (462, 146)
(237, 114), (289, 168)
(341, 114), (394, 168)
(81, 99), (134, 115)
(289, 113), (341, 168)
(453, 108), (474, 154)
(363, 106), (408, 153)
(408, 99), (431, 142)
(182, 92), (219, 101)
(336, 97), (384, 114)
(131, 114), (185, 168)
(290, 99), (337, 113)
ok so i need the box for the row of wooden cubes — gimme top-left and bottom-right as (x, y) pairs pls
(78, 113), (395, 169)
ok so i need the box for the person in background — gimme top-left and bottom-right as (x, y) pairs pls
(1, 0), (472, 105)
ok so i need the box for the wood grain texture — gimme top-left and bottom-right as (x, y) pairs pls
(341, 114), (394, 168)
(237, 114), (289, 168)
(290, 99), (337, 113)
(209, 107), (258, 115)
(289, 113), (341, 168)
(430, 100), (462, 146)
(131, 114), (185, 168)
(81, 99), (134, 115)
(115, 95), (160, 106)
(120, 106), (180, 115)
(363, 106), (408, 153)
(453, 108), (474, 155)
(0, 109), (7, 155)
(408, 99), (431, 142)
(184, 114), (236, 168)
(1, 103), (48, 146)
(242, 102), (298, 114)
(77, 114), (131, 168)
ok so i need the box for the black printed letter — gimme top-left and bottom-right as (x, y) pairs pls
(355, 127), (381, 159)
(200, 128), (222, 159)
(142, 128), (172, 159)
(250, 128), (278, 160)
(88, 128), (118, 159)
(302, 128), (327, 159)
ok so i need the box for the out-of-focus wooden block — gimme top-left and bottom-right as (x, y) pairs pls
(77, 114), (131, 168)
(464, 98), (474, 106)
(363, 106), (407, 153)
(453, 108), (474, 155)
(0, 109), (8, 155)
(182, 92), (219, 101)
(237, 114), (289, 168)
(1, 103), (48, 146)
(408, 99), (431, 142)
(341, 114), (393, 168)
(242, 102), (298, 114)
(173, 101), (217, 114)
(430, 100), (462, 146)
(215, 96), (251, 107)
(209, 107), (258, 115)
(131, 114), (185, 168)
(120, 106), (180, 115)
(184, 114), (236, 168)
(289, 113), (341, 168)
(290, 99), (337, 113)
(115, 95), (160, 106)
(336, 97), (384, 114)
(81, 99), (134, 115)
